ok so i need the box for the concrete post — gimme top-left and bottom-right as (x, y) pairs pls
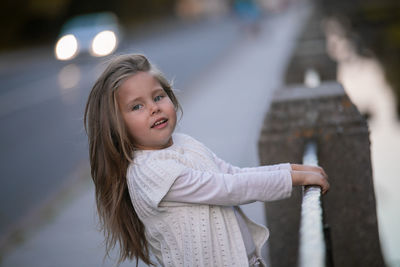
(258, 82), (386, 267)
(284, 8), (337, 84)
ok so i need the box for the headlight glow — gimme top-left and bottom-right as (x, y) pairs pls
(55, 34), (78, 60)
(90, 30), (117, 57)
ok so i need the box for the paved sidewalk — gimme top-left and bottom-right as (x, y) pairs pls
(1, 5), (309, 267)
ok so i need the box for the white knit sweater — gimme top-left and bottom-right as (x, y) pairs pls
(127, 133), (292, 266)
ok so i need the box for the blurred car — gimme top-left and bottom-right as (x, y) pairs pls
(55, 12), (122, 61)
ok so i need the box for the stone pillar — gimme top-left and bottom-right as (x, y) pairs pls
(284, 8), (337, 84)
(258, 82), (386, 267)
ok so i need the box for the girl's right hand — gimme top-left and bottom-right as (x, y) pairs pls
(290, 170), (330, 194)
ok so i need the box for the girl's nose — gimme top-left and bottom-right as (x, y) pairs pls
(150, 102), (160, 115)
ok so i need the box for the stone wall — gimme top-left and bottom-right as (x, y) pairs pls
(258, 82), (386, 267)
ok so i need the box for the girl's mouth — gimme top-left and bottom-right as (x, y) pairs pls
(151, 118), (168, 129)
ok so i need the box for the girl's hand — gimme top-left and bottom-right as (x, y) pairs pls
(290, 170), (330, 195)
(290, 164), (328, 179)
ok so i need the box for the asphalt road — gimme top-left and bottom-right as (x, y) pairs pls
(0, 16), (242, 239)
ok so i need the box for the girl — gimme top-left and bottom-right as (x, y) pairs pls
(84, 54), (329, 267)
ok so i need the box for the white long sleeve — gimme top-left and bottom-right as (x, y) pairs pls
(210, 149), (292, 174)
(162, 167), (292, 205)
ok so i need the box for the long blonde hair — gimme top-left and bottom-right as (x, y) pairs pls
(84, 54), (181, 265)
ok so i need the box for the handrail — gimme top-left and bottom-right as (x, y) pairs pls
(298, 141), (326, 267)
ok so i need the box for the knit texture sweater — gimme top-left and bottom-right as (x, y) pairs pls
(127, 133), (292, 266)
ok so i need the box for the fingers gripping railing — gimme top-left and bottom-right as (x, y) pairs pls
(298, 141), (326, 267)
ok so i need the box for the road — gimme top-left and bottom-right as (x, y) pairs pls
(0, 16), (242, 239)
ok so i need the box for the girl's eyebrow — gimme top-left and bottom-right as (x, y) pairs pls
(152, 87), (164, 94)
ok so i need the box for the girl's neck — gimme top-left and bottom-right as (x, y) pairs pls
(134, 137), (174, 151)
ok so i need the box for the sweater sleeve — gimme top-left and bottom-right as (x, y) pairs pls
(182, 133), (292, 174)
(210, 149), (292, 174)
(162, 167), (292, 206)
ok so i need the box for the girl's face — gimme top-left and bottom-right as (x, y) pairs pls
(116, 71), (177, 150)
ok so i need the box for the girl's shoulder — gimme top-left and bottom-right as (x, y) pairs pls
(127, 148), (186, 180)
(173, 132), (205, 148)
(132, 147), (182, 165)
(173, 132), (196, 144)
(130, 133), (189, 165)
(129, 133), (205, 168)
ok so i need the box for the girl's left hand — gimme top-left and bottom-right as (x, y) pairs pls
(290, 164), (328, 179)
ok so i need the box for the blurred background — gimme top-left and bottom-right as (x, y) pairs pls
(0, 0), (399, 266)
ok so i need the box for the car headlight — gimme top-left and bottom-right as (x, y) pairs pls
(90, 30), (117, 57)
(55, 34), (78, 60)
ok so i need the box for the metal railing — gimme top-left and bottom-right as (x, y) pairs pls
(298, 141), (326, 267)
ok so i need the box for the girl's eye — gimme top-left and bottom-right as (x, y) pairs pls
(132, 104), (143, 111)
(154, 95), (164, 102)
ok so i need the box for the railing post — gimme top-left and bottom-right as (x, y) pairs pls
(258, 82), (386, 267)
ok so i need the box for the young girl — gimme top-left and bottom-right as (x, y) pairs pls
(84, 54), (329, 267)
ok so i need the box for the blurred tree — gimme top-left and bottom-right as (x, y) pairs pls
(320, 0), (400, 119)
(0, 0), (176, 51)
(0, 0), (70, 49)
